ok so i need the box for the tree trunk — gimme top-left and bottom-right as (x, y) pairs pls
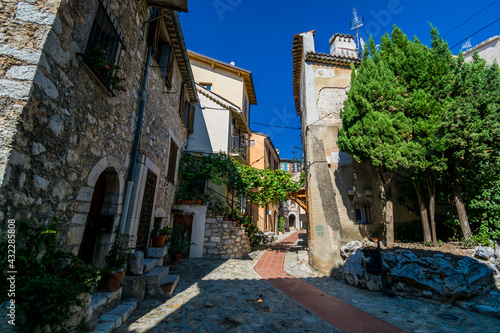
(426, 172), (437, 244)
(451, 165), (472, 239)
(376, 167), (395, 248)
(385, 183), (394, 248)
(414, 180), (432, 243)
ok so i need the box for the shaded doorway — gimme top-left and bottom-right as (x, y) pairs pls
(289, 214), (296, 229)
(78, 168), (119, 265)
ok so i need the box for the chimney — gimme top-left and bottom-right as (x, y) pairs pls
(329, 33), (358, 58)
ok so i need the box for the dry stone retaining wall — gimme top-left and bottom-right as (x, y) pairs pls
(203, 217), (251, 259)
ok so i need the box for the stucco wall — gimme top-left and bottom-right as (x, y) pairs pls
(299, 32), (386, 274)
(187, 92), (230, 153)
(464, 37), (500, 65)
(189, 58), (245, 108)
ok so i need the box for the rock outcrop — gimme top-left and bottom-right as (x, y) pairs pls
(342, 248), (495, 301)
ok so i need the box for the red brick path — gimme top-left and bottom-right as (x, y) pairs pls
(254, 232), (406, 333)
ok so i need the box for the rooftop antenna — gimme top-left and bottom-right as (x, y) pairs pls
(462, 38), (472, 51)
(350, 8), (364, 55)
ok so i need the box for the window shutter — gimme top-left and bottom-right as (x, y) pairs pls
(167, 139), (179, 182)
(166, 46), (175, 87)
(187, 103), (195, 133)
(178, 82), (185, 119)
(183, 101), (190, 127)
(157, 43), (171, 79)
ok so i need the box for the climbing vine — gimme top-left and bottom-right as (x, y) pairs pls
(177, 152), (300, 207)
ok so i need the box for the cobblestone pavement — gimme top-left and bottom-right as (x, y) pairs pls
(117, 232), (500, 333)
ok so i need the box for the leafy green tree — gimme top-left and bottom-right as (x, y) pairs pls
(338, 38), (423, 248)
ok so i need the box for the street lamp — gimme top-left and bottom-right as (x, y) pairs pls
(291, 146), (303, 173)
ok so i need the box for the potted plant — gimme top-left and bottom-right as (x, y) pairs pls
(278, 217), (286, 234)
(168, 225), (195, 264)
(100, 234), (132, 292)
(151, 225), (171, 247)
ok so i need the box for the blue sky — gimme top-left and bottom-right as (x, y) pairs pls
(179, 0), (500, 159)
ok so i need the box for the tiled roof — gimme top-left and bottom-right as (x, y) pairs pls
(292, 33), (305, 116)
(305, 52), (360, 67)
(188, 50), (257, 105)
(164, 12), (198, 103)
(330, 33), (355, 40)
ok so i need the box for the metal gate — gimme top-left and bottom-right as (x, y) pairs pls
(135, 169), (158, 253)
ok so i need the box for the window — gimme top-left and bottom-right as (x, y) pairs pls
(184, 101), (195, 133)
(152, 17), (175, 88)
(242, 92), (249, 119)
(249, 140), (255, 146)
(200, 82), (212, 91)
(281, 162), (288, 172)
(84, 0), (126, 93)
(167, 138), (179, 182)
(178, 83), (195, 133)
(355, 204), (370, 224)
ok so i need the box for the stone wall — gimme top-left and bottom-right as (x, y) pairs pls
(0, 0), (193, 263)
(203, 217), (251, 259)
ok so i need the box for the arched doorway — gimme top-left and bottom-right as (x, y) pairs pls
(289, 214), (296, 230)
(78, 168), (120, 265)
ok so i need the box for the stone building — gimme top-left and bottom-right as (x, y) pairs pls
(247, 131), (280, 232)
(292, 31), (417, 274)
(0, 0), (198, 266)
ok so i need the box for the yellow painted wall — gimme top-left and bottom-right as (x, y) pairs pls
(247, 132), (279, 232)
(190, 58), (245, 109)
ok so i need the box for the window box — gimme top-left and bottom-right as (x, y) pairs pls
(82, 0), (126, 95)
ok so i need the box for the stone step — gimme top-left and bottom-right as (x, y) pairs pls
(146, 274), (180, 299)
(143, 258), (157, 274)
(146, 266), (169, 285)
(160, 274), (180, 298)
(91, 299), (138, 333)
(147, 245), (168, 258)
(87, 288), (122, 323)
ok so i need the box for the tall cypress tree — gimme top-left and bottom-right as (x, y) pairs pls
(338, 38), (423, 248)
(378, 26), (450, 243)
(442, 52), (500, 239)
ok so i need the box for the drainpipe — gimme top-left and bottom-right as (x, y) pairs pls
(119, 42), (153, 234)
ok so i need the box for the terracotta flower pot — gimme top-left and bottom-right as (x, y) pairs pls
(151, 235), (167, 247)
(102, 271), (125, 292)
(171, 253), (182, 264)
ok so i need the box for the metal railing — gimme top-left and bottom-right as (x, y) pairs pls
(231, 135), (246, 156)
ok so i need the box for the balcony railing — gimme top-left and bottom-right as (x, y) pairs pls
(231, 135), (247, 162)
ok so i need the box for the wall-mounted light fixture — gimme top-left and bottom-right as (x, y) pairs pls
(292, 146), (304, 173)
